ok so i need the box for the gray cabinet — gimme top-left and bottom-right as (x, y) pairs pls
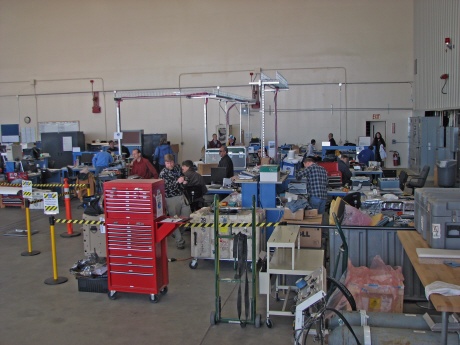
(41, 131), (85, 168)
(409, 117), (438, 175)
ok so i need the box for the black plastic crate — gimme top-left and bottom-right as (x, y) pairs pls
(77, 276), (108, 293)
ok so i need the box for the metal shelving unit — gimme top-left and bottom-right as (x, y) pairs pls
(264, 225), (324, 328)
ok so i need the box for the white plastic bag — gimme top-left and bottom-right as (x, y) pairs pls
(379, 145), (387, 159)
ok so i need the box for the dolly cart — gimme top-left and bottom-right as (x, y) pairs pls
(210, 194), (262, 328)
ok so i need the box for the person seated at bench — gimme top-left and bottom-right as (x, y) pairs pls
(178, 160), (208, 212)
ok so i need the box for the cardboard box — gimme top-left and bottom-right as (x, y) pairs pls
(197, 163), (218, 176)
(301, 215), (323, 224)
(260, 164), (280, 182)
(299, 227), (322, 248)
(304, 209), (318, 218)
(283, 208), (304, 220)
(170, 144), (180, 154)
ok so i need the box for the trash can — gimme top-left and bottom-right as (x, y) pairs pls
(437, 160), (457, 187)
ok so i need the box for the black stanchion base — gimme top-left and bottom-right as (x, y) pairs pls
(44, 277), (68, 285)
(21, 250), (41, 256)
(60, 231), (81, 238)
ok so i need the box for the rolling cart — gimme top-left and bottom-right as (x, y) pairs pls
(210, 194), (262, 328)
(188, 204), (265, 269)
(104, 179), (179, 303)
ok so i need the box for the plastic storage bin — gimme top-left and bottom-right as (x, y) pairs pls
(77, 276), (108, 293)
(437, 160), (457, 187)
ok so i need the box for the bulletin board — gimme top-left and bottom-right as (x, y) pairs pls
(38, 121), (80, 134)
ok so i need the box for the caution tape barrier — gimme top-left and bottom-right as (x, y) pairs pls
(53, 219), (283, 227)
(0, 182), (87, 188)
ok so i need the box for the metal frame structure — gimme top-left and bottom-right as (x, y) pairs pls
(250, 72), (289, 159)
(113, 88), (255, 156)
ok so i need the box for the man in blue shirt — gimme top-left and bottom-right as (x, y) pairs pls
(357, 145), (375, 166)
(92, 150), (113, 176)
(295, 157), (328, 214)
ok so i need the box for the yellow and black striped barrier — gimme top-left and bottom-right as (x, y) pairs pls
(55, 218), (104, 225)
(52, 218), (284, 228)
(0, 182), (87, 188)
(45, 205), (59, 213)
(182, 222), (283, 228)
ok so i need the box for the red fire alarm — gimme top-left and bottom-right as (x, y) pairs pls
(90, 80), (101, 114)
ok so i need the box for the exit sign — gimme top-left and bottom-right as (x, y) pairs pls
(373, 114), (380, 119)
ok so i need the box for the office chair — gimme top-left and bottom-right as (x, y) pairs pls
(183, 185), (205, 212)
(342, 192), (361, 209)
(406, 165), (430, 195)
(399, 170), (408, 191)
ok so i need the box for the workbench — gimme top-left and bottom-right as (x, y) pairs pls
(398, 230), (460, 345)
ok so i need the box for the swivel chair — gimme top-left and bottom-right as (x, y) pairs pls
(398, 170), (408, 191)
(406, 165), (430, 195)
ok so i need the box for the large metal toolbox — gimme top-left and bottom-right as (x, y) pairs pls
(414, 188), (460, 245)
(426, 196), (460, 249)
(205, 146), (247, 170)
(83, 214), (106, 257)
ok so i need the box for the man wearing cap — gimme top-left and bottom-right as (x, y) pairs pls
(228, 135), (236, 146)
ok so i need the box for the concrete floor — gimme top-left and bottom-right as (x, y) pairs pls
(0, 199), (296, 345)
(0, 197), (438, 345)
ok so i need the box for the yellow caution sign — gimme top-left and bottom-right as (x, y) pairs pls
(22, 180), (33, 199)
(44, 192), (59, 215)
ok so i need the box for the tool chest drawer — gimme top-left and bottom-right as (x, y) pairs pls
(109, 271), (155, 290)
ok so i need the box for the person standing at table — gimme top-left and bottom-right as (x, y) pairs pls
(153, 138), (174, 172)
(295, 157), (328, 214)
(92, 150), (113, 176)
(372, 132), (386, 167)
(159, 154), (188, 249)
(218, 145), (234, 178)
(326, 133), (337, 156)
(358, 145), (375, 166)
(338, 154), (352, 187)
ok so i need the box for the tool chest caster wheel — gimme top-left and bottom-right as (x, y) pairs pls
(189, 260), (198, 269)
(160, 286), (168, 295)
(266, 318), (273, 328)
(149, 294), (159, 303)
(108, 291), (117, 300)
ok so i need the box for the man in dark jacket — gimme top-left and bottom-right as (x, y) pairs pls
(338, 154), (352, 186)
(178, 160), (207, 211)
(218, 145), (234, 178)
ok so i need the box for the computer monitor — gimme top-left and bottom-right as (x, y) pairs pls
(321, 141), (330, 147)
(80, 153), (94, 165)
(211, 167), (227, 185)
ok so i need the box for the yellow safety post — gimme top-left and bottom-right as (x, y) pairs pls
(44, 216), (68, 285)
(21, 199), (40, 256)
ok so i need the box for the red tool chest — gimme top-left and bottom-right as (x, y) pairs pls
(104, 179), (178, 302)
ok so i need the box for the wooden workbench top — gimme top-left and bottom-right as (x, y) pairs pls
(398, 230), (460, 313)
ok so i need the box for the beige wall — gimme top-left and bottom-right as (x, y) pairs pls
(0, 0), (414, 165)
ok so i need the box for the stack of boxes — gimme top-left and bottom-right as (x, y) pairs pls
(282, 208), (323, 249)
(189, 207), (265, 261)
